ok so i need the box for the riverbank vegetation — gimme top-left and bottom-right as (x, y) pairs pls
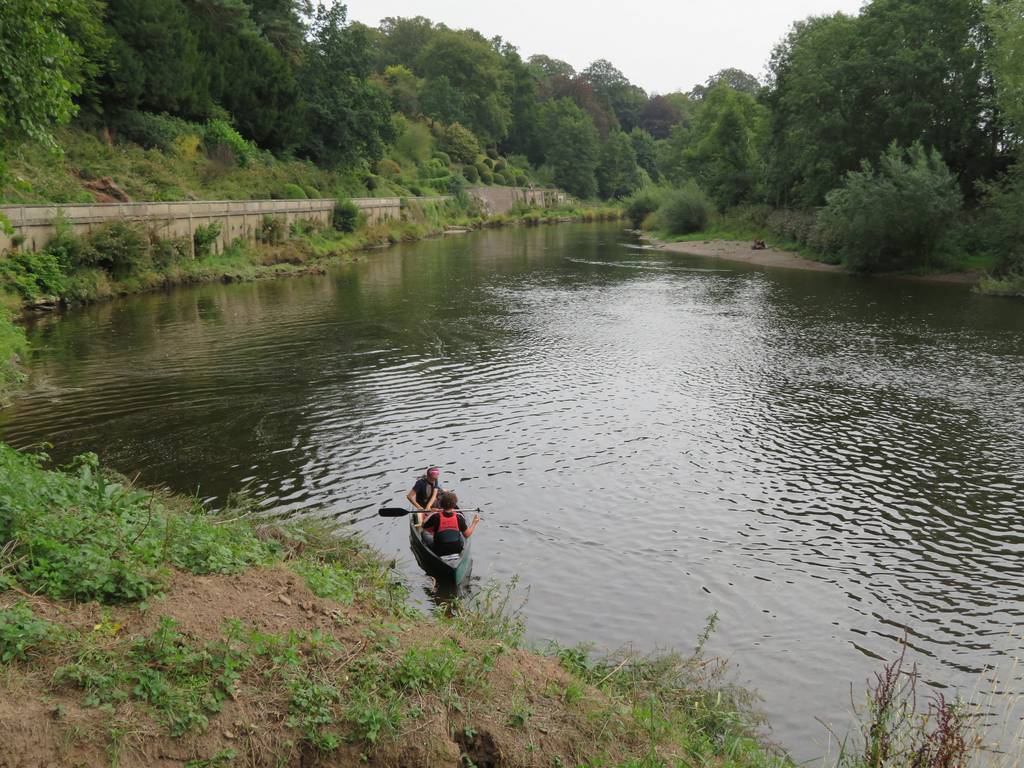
(0, 442), (794, 767)
(5, 1), (1024, 292)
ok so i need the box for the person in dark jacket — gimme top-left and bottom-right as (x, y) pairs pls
(406, 466), (441, 525)
(421, 491), (480, 556)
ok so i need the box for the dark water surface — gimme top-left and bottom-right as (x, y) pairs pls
(3, 224), (1023, 759)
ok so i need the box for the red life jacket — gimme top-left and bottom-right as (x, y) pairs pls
(436, 510), (461, 533)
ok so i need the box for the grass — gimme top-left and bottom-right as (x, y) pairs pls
(0, 308), (26, 405)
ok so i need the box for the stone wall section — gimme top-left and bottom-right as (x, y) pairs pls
(0, 188), (567, 254)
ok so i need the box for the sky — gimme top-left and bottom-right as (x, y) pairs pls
(344, 0), (866, 94)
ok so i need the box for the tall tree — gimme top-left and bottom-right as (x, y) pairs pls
(416, 29), (511, 144)
(581, 59), (647, 131)
(377, 16), (438, 71)
(597, 129), (641, 198)
(537, 98), (599, 198)
(690, 68), (761, 100)
(0, 0), (91, 150)
(298, 3), (393, 166)
(986, 0), (1024, 147)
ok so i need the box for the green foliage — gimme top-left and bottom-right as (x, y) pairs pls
(766, 2), (993, 206)
(596, 129), (641, 199)
(279, 183), (307, 199)
(0, 310), (27, 401)
(654, 182), (713, 235)
(193, 222), (222, 258)
(0, 445), (279, 603)
(537, 98), (600, 199)
(0, 247), (68, 300)
(977, 160), (1024, 277)
(416, 29), (511, 144)
(258, 215), (286, 245)
(439, 122), (482, 166)
(298, 4), (393, 167)
(204, 119), (255, 167)
(116, 111), (203, 152)
(393, 117), (434, 163)
(0, 601), (59, 663)
(462, 163), (480, 183)
(54, 616), (249, 735)
(80, 221), (151, 279)
(624, 187), (666, 229)
(0, 0), (87, 149)
(288, 673), (342, 751)
(332, 199), (360, 233)
(151, 236), (191, 269)
(987, 0), (1024, 145)
(814, 142), (962, 272)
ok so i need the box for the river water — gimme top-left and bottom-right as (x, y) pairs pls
(3, 224), (1023, 760)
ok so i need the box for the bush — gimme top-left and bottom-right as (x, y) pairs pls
(463, 164), (480, 183)
(977, 160), (1024, 277)
(258, 215), (286, 245)
(654, 181), (713, 234)
(280, 183), (307, 199)
(0, 248), (68, 300)
(116, 111), (201, 152)
(624, 187), (665, 229)
(193, 222), (222, 258)
(815, 142), (962, 272)
(151, 236), (191, 269)
(83, 221), (152, 278)
(0, 602), (58, 663)
(332, 200), (360, 233)
(493, 159), (506, 173)
(378, 159), (402, 178)
(0, 447), (280, 603)
(433, 151), (451, 165)
(203, 119), (255, 167)
(439, 122), (481, 165)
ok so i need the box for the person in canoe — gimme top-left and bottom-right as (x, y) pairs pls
(421, 491), (480, 556)
(407, 466), (441, 525)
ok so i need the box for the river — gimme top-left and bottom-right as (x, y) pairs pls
(3, 223), (1023, 760)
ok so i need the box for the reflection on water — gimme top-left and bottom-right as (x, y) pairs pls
(3, 224), (1023, 760)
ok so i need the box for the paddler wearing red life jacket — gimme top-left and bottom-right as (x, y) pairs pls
(421, 491), (480, 556)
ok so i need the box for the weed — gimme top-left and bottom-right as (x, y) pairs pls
(287, 672), (342, 751)
(0, 601), (60, 663)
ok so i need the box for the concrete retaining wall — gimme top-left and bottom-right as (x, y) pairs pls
(0, 197), (410, 255)
(0, 188), (566, 255)
(467, 187), (570, 215)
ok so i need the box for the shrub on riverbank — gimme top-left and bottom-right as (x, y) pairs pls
(813, 143), (963, 273)
(653, 181), (714, 235)
(0, 310), (26, 404)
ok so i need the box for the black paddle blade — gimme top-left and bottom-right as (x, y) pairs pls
(379, 507), (414, 517)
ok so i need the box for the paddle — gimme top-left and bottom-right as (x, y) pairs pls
(378, 507), (481, 517)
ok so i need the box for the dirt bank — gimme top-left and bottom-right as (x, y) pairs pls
(646, 238), (980, 285)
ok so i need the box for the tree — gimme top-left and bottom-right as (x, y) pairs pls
(582, 59), (647, 131)
(298, 3), (393, 166)
(690, 68), (761, 100)
(766, 1), (995, 206)
(814, 142), (963, 272)
(537, 98), (600, 198)
(102, 0), (212, 120)
(666, 85), (768, 209)
(381, 65), (422, 117)
(640, 95), (685, 139)
(630, 128), (659, 181)
(497, 41), (541, 160)
(416, 29), (511, 144)
(597, 130), (641, 199)
(987, 0), (1024, 146)
(527, 54), (576, 80)
(547, 75), (618, 136)
(0, 0), (92, 186)
(377, 16), (438, 71)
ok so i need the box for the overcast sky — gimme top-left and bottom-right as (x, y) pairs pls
(344, 0), (866, 94)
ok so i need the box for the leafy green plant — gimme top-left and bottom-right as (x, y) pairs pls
(203, 120), (255, 167)
(0, 247), (68, 300)
(654, 181), (713, 234)
(81, 221), (152, 278)
(288, 673), (341, 751)
(331, 199), (360, 233)
(814, 142), (962, 273)
(258, 215), (286, 245)
(193, 222), (222, 258)
(624, 187), (665, 229)
(0, 446), (279, 603)
(279, 183), (307, 199)
(0, 601), (59, 663)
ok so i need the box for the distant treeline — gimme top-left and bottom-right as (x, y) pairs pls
(2, 0), (1024, 283)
